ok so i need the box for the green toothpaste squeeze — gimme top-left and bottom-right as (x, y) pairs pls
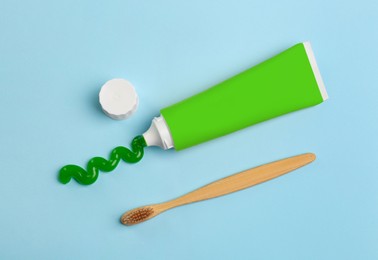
(144, 42), (328, 150)
(59, 41), (328, 185)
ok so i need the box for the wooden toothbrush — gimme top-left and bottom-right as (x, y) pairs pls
(120, 153), (316, 226)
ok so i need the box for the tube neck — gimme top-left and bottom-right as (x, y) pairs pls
(142, 116), (174, 150)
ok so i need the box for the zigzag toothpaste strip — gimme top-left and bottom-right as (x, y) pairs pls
(143, 42), (328, 151)
(59, 41), (328, 185)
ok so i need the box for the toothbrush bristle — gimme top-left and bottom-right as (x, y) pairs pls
(121, 207), (154, 225)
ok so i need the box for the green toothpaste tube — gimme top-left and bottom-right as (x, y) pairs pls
(143, 42), (328, 151)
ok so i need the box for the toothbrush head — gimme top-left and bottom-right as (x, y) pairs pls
(121, 207), (155, 226)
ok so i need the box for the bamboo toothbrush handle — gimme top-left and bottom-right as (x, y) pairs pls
(161, 153), (316, 210)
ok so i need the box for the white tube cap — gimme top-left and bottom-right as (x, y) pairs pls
(99, 78), (139, 120)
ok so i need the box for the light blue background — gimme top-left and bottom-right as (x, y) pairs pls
(0, 0), (377, 259)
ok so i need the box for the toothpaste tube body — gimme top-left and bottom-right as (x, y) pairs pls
(143, 42), (328, 150)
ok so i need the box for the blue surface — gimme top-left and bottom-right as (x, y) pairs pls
(1, 0), (377, 259)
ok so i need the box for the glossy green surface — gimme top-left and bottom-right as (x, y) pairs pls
(58, 135), (146, 185)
